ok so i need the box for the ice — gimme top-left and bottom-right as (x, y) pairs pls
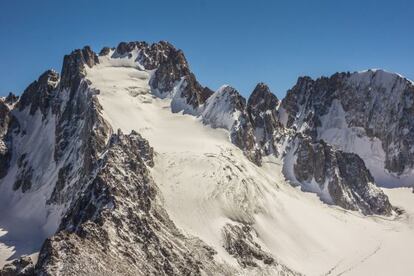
(85, 56), (414, 275)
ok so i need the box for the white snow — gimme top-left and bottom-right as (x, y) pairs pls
(85, 56), (414, 275)
(202, 85), (242, 131)
(357, 68), (414, 84)
(318, 99), (414, 187)
(0, 109), (64, 267)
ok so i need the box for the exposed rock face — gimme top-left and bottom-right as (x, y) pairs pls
(286, 134), (392, 215)
(247, 83), (285, 156)
(98, 46), (112, 56)
(202, 85), (261, 164)
(35, 131), (231, 276)
(222, 223), (301, 275)
(0, 100), (9, 138)
(17, 70), (59, 117)
(51, 80), (110, 203)
(0, 256), (35, 276)
(147, 42), (213, 113)
(0, 41), (405, 275)
(281, 69), (414, 175)
(111, 41), (179, 71)
(0, 99), (12, 178)
(103, 41), (213, 114)
(0, 99), (10, 135)
(0, 45), (110, 199)
(60, 46), (99, 89)
(222, 223), (274, 267)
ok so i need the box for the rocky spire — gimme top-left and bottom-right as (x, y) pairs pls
(247, 83), (284, 156)
(202, 85), (262, 165)
(149, 43), (213, 112)
(248, 83), (279, 108)
(60, 46), (99, 89)
(17, 69), (59, 117)
(4, 92), (18, 105)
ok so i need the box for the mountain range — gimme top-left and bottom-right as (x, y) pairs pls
(0, 41), (413, 276)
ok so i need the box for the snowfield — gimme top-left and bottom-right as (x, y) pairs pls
(83, 55), (414, 275)
(1, 50), (413, 275)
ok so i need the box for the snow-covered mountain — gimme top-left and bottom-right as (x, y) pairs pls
(0, 41), (413, 276)
(280, 70), (414, 187)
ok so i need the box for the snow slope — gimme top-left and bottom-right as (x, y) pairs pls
(0, 109), (63, 267)
(86, 55), (414, 275)
(318, 99), (414, 187)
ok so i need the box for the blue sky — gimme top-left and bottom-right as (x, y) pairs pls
(1, 0), (413, 98)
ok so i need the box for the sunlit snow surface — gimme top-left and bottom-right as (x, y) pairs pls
(83, 55), (414, 275)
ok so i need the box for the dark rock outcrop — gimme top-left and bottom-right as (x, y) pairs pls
(60, 46), (99, 89)
(109, 41), (213, 113)
(98, 46), (112, 56)
(281, 70), (414, 175)
(0, 99), (11, 178)
(35, 131), (231, 276)
(288, 134), (393, 215)
(0, 256), (35, 276)
(147, 43), (213, 112)
(247, 83), (285, 156)
(17, 70), (59, 117)
(222, 223), (274, 268)
(0, 100), (10, 139)
(222, 223), (301, 275)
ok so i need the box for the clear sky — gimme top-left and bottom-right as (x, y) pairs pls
(1, 0), (413, 98)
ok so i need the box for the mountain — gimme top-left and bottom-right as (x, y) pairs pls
(0, 41), (413, 276)
(280, 70), (414, 186)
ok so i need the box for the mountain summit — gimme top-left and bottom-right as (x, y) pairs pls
(0, 41), (413, 276)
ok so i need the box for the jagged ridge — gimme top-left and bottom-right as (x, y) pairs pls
(1, 40), (410, 275)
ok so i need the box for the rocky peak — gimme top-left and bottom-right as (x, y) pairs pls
(214, 85), (246, 111)
(281, 74), (344, 133)
(202, 85), (262, 164)
(60, 46), (99, 89)
(4, 92), (19, 105)
(114, 41), (149, 56)
(246, 83), (284, 156)
(281, 69), (414, 176)
(110, 40), (178, 70)
(17, 69), (60, 117)
(347, 69), (409, 89)
(146, 42), (213, 112)
(202, 85), (247, 130)
(248, 83), (279, 109)
(98, 46), (113, 56)
(150, 45), (190, 95)
(104, 40), (212, 112)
